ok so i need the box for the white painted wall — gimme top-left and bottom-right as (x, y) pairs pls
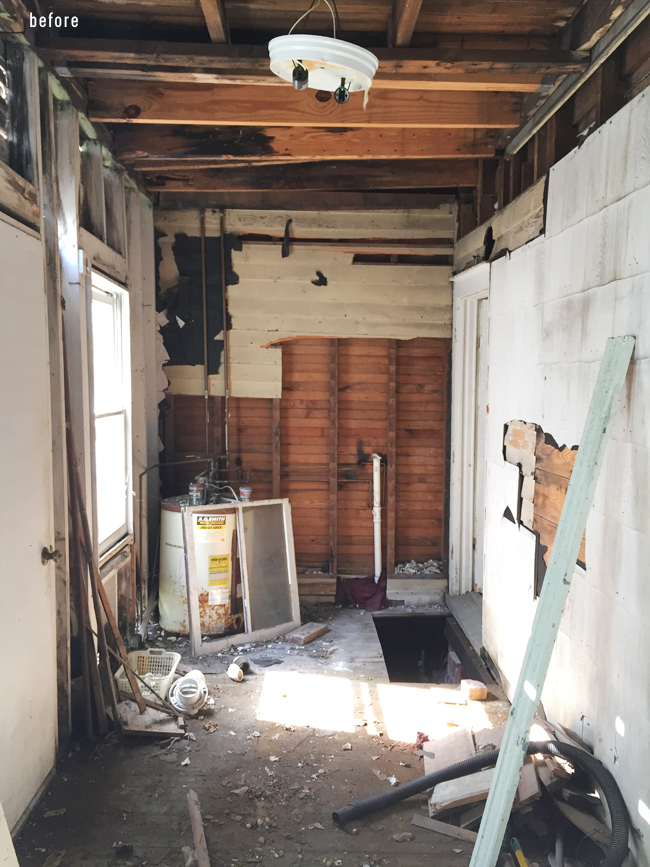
(480, 89), (650, 855)
(155, 208), (455, 399)
(0, 215), (57, 830)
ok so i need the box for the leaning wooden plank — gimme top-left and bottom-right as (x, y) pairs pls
(553, 799), (610, 850)
(423, 727), (476, 775)
(187, 790), (211, 867)
(430, 768), (494, 814)
(469, 336), (635, 867)
(283, 622), (329, 645)
(117, 702), (185, 737)
(460, 804), (485, 829)
(412, 813), (478, 842)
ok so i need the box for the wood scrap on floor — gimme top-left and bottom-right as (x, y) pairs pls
(412, 813), (479, 842)
(461, 679), (488, 701)
(514, 758), (542, 808)
(187, 789), (211, 867)
(117, 701), (186, 737)
(423, 727), (476, 775)
(429, 768), (495, 814)
(553, 799), (610, 849)
(283, 622), (330, 645)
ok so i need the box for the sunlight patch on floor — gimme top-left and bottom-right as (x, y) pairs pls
(256, 671), (356, 732)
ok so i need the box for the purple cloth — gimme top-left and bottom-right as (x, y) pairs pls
(335, 573), (387, 612)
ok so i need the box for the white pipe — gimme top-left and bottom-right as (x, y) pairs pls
(371, 453), (382, 583)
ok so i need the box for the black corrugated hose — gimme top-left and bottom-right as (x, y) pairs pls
(332, 740), (629, 867)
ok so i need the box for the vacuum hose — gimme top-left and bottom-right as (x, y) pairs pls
(332, 740), (629, 867)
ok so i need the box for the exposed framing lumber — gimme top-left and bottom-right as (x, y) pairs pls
(40, 67), (72, 744)
(143, 159), (480, 192)
(391, 0), (424, 47)
(115, 126), (497, 165)
(505, 0), (650, 155)
(272, 397), (281, 499)
(199, 0), (229, 44)
(36, 38), (588, 77)
(469, 336), (635, 867)
(87, 82), (521, 129)
(560, 0), (635, 50)
(386, 340), (397, 580)
(0, 159), (39, 227)
(187, 790), (211, 867)
(157, 190), (456, 210)
(329, 339), (338, 577)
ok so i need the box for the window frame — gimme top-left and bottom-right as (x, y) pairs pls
(90, 269), (132, 557)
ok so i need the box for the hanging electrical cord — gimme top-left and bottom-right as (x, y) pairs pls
(289, 0), (337, 38)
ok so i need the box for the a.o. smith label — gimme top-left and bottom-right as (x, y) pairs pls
(194, 514), (227, 543)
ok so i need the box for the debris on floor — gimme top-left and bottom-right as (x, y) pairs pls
(394, 559), (443, 574)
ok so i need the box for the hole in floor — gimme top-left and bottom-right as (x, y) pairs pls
(372, 613), (451, 683)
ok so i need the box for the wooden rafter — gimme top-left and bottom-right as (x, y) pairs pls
(36, 37), (588, 78)
(199, 0), (229, 43)
(141, 158), (480, 191)
(391, 0), (425, 46)
(88, 82), (521, 128)
(114, 126), (497, 165)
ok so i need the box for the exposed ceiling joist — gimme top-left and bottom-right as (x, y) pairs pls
(506, 0), (650, 153)
(142, 158), (480, 192)
(560, 0), (635, 50)
(36, 37), (588, 78)
(87, 81), (521, 128)
(391, 0), (425, 46)
(198, 0), (229, 43)
(114, 126), (497, 165)
(49, 65), (548, 93)
(156, 190), (457, 210)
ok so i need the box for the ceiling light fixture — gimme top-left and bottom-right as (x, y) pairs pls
(268, 0), (378, 106)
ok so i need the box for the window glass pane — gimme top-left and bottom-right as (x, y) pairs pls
(92, 293), (122, 415)
(95, 413), (127, 544)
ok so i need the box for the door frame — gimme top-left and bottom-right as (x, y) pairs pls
(449, 263), (490, 596)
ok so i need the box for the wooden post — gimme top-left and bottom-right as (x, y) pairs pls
(386, 340), (397, 580)
(469, 336), (635, 867)
(272, 397), (281, 499)
(166, 393), (175, 492)
(329, 339), (338, 577)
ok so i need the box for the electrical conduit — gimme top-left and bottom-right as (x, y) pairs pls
(372, 453), (381, 583)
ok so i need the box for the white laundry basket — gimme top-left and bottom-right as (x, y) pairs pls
(114, 648), (181, 701)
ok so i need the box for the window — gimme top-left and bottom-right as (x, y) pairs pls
(91, 271), (131, 554)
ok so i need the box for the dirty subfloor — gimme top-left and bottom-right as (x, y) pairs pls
(16, 606), (509, 867)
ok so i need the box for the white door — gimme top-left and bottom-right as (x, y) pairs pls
(0, 217), (57, 829)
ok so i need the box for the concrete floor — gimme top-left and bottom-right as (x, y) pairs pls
(15, 606), (509, 867)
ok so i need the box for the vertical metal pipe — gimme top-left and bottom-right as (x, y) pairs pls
(200, 209), (210, 460)
(220, 208), (230, 469)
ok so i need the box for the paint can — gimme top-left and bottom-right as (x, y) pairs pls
(239, 486), (252, 502)
(189, 479), (206, 505)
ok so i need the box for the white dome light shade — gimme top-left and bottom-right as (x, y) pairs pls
(269, 34), (379, 93)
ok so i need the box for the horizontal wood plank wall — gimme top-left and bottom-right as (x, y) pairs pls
(164, 335), (450, 572)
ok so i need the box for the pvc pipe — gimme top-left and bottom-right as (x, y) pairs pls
(371, 453), (381, 583)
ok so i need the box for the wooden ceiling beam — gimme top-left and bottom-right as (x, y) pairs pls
(47, 64), (547, 92)
(156, 190), (457, 210)
(142, 158), (480, 192)
(391, 0), (425, 47)
(36, 37), (588, 77)
(87, 81), (521, 128)
(198, 0), (229, 43)
(559, 0), (635, 50)
(114, 125), (497, 164)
